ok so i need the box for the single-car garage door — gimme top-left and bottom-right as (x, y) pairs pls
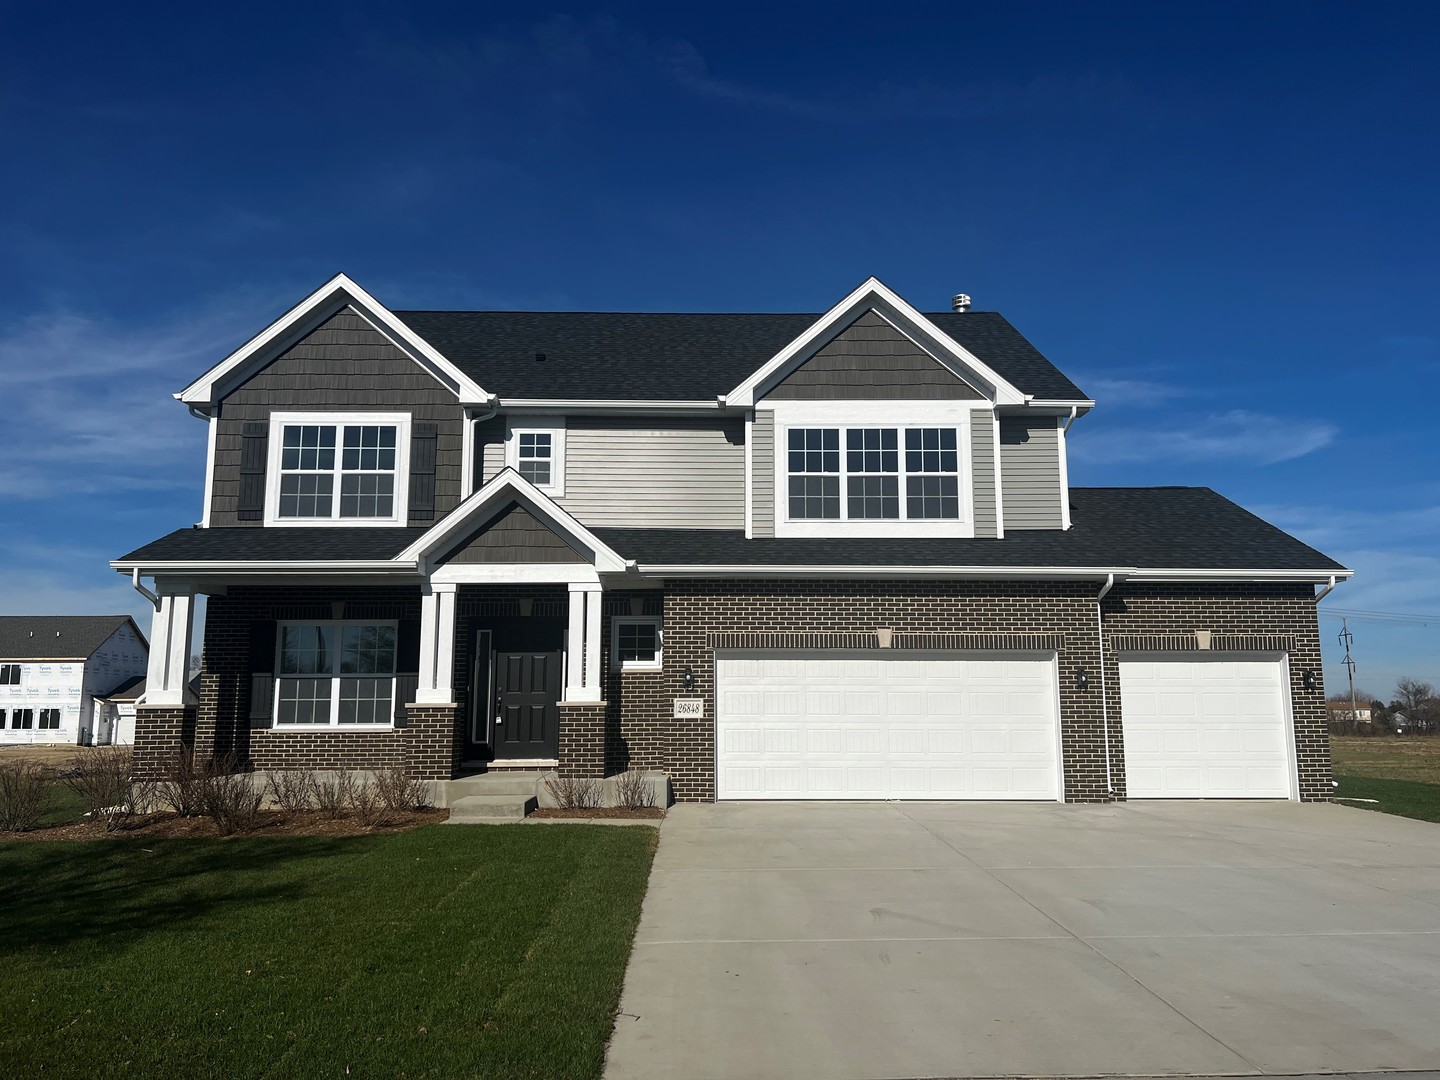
(1119, 653), (1293, 799)
(715, 651), (1060, 800)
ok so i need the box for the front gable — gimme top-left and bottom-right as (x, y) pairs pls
(765, 310), (984, 401)
(433, 502), (585, 566)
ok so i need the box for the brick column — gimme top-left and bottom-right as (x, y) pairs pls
(132, 706), (196, 780)
(405, 705), (461, 780)
(558, 702), (608, 777)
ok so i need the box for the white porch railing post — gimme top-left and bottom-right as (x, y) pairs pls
(416, 583), (458, 704)
(145, 590), (195, 706)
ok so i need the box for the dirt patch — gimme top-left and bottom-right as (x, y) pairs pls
(531, 807), (665, 820)
(0, 745), (84, 771)
(0, 807), (450, 843)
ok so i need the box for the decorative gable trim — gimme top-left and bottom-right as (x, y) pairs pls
(176, 273), (491, 407)
(724, 277), (1028, 408)
(396, 468), (628, 573)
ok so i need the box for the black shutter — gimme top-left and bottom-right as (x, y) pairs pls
(408, 422), (439, 521)
(394, 618), (422, 727)
(247, 620), (278, 729)
(237, 422), (269, 521)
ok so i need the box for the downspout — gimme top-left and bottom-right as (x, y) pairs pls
(130, 569), (160, 612)
(468, 396), (500, 492)
(1314, 575), (1339, 605)
(1096, 573), (1116, 796)
(1062, 405), (1079, 432)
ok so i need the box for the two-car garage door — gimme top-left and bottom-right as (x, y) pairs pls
(715, 651), (1060, 800)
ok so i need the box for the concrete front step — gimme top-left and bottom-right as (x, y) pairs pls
(446, 793), (537, 824)
(446, 772), (550, 798)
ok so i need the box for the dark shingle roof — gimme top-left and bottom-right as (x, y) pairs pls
(117, 527), (428, 563)
(391, 310), (1088, 402)
(0, 616), (139, 660)
(116, 490), (1345, 574)
(99, 675), (146, 700)
(594, 489), (1347, 572)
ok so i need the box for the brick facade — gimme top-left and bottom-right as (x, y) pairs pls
(132, 706), (196, 779)
(146, 578), (1331, 803)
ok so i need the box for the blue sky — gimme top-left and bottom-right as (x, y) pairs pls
(1, 1), (1436, 700)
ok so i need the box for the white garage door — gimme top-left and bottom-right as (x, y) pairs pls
(1119, 653), (1293, 799)
(715, 651), (1060, 800)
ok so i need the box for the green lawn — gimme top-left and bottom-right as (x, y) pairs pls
(39, 782), (88, 827)
(0, 824), (656, 1079)
(1334, 774), (1440, 824)
(1332, 737), (1440, 824)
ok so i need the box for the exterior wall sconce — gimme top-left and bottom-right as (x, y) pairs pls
(1302, 670), (1318, 692)
(1075, 669), (1090, 692)
(681, 666), (696, 691)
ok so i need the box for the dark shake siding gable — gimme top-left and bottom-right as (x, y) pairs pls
(437, 503), (586, 565)
(210, 307), (466, 528)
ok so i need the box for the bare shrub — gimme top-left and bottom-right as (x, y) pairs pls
(374, 766), (429, 813)
(267, 770), (315, 814)
(0, 760), (51, 832)
(612, 770), (657, 810)
(157, 749), (207, 817)
(64, 747), (134, 830)
(346, 775), (388, 827)
(312, 771), (357, 818)
(545, 774), (603, 810)
(201, 754), (265, 835)
(128, 778), (160, 817)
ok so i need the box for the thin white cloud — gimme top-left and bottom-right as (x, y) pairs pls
(1074, 376), (1190, 408)
(1071, 410), (1338, 466)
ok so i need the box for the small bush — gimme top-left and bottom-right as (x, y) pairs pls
(201, 754), (264, 835)
(612, 770), (657, 810)
(128, 778), (160, 817)
(313, 772), (356, 819)
(346, 776), (388, 828)
(0, 760), (51, 832)
(157, 749), (207, 817)
(374, 766), (429, 813)
(64, 747), (134, 830)
(545, 774), (603, 810)
(267, 770), (315, 814)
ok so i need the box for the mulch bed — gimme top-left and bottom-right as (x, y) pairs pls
(0, 808), (449, 843)
(530, 807), (665, 820)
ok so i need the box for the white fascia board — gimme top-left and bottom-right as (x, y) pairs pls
(499, 399), (728, 413)
(1015, 399), (1097, 411)
(395, 467), (627, 572)
(724, 277), (1028, 408)
(638, 564), (1354, 583)
(176, 273), (491, 406)
(110, 560), (416, 576)
(430, 563), (602, 584)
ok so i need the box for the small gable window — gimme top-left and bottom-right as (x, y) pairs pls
(506, 421), (566, 495)
(267, 412), (409, 526)
(518, 432), (552, 486)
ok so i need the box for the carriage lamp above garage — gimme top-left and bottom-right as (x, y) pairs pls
(1302, 669), (1319, 692)
(1074, 668), (1091, 692)
(680, 666), (695, 691)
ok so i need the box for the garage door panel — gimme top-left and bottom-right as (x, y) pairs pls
(716, 650), (1059, 800)
(1121, 653), (1291, 800)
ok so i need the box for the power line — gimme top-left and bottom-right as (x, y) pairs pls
(1319, 607), (1440, 627)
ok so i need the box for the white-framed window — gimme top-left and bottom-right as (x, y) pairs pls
(265, 412), (411, 526)
(274, 621), (398, 728)
(786, 425), (962, 522)
(0, 665), (19, 685)
(10, 708), (33, 730)
(611, 617), (662, 673)
(505, 420), (566, 495)
(38, 708), (60, 730)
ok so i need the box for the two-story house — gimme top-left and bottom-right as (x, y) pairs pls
(113, 275), (1351, 802)
(0, 616), (149, 746)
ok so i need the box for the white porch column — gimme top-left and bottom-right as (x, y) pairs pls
(565, 582), (603, 702)
(145, 590), (195, 706)
(416, 582), (458, 704)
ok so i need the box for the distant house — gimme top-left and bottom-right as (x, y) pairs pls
(0, 616), (149, 746)
(1327, 699), (1373, 724)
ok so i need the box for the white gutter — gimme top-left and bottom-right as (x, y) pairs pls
(1062, 405), (1079, 432)
(498, 399), (727, 413)
(639, 564), (1354, 582)
(112, 560), (418, 576)
(1314, 575), (1341, 604)
(130, 569), (160, 611)
(1096, 573), (1116, 796)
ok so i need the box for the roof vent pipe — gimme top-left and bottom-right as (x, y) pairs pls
(951, 293), (972, 313)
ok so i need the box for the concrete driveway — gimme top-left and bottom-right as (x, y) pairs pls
(604, 800), (1440, 1080)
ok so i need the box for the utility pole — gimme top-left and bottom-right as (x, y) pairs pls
(1338, 618), (1359, 725)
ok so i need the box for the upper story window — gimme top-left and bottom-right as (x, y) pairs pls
(0, 665), (19, 685)
(787, 425), (962, 522)
(266, 412), (410, 526)
(506, 420), (566, 496)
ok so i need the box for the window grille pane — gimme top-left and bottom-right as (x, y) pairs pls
(905, 428), (958, 473)
(906, 475), (960, 519)
(276, 678), (332, 724)
(518, 433), (551, 458)
(338, 678), (392, 724)
(339, 625), (397, 675)
(278, 474), (334, 518)
(519, 459), (551, 485)
(279, 625), (336, 676)
(788, 429), (840, 474)
(617, 622), (658, 663)
(788, 475), (840, 519)
(846, 428), (897, 473)
(338, 473), (394, 517)
(281, 425), (335, 471)
(847, 475), (900, 519)
(341, 425), (397, 471)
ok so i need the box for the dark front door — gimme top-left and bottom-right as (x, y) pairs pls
(465, 617), (564, 762)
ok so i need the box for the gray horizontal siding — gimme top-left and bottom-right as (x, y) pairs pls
(558, 418), (745, 529)
(970, 411), (998, 538)
(475, 416), (506, 485)
(211, 307), (464, 527)
(751, 410), (774, 538)
(999, 416), (1063, 530)
(764, 310), (982, 401)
